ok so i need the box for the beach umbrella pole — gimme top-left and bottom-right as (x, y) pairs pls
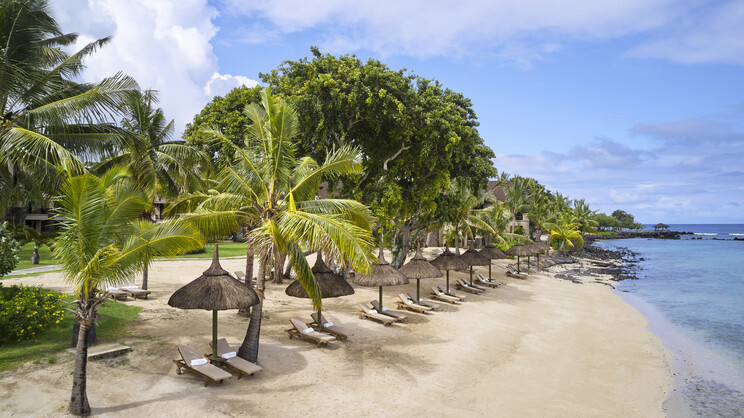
(416, 279), (421, 302)
(379, 286), (383, 308)
(488, 263), (492, 280)
(446, 270), (450, 292)
(469, 266), (474, 285)
(212, 310), (218, 358)
(517, 257), (521, 273)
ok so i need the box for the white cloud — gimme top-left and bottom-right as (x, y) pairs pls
(51, 0), (254, 135)
(215, 0), (742, 66)
(204, 73), (260, 97)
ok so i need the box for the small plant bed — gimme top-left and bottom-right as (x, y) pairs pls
(0, 286), (141, 373)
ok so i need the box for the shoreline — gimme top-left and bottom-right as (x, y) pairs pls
(0, 251), (672, 417)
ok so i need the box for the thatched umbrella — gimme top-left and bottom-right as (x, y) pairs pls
(479, 245), (506, 280)
(168, 244), (260, 357)
(458, 241), (490, 285)
(352, 245), (408, 308)
(505, 243), (533, 273)
(285, 253), (354, 323)
(399, 244), (443, 301)
(530, 240), (551, 269)
(430, 245), (468, 292)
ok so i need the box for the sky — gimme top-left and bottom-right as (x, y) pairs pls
(52, 0), (744, 223)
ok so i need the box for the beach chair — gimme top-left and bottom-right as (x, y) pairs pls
(436, 285), (467, 301)
(370, 300), (408, 321)
(429, 287), (461, 304)
(310, 312), (349, 340)
(357, 303), (397, 325)
(395, 294), (433, 314)
(408, 292), (440, 310)
(286, 318), (336, 346)
(455, 279), (485, 294)
(106, 287), (128, 301)
(209, 338), (262, 379)
(120, 285), (152, 299)
(475, 273), (503, 288)
(464, 279), (488, 292)
(173, 345), (232, 387)
(234, 271), (246, 282)
(506, 266), (528, 279)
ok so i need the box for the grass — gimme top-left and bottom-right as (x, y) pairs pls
(0, 294), (141, 373)
(1, 269), (62, 280)
(172, 241), (250, 259)
(13, 243), (58, 271)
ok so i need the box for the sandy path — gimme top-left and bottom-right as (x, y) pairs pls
(0, 252), (671, 417)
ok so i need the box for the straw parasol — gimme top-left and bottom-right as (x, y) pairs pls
(168, 244), (260, 357)
(458, 241), (490, 285)
(352, 244), (408, 308)
(285, 253), (354, 323)
(505, 243), (533, 273)
(430, 245), (468, 292)
(479, 245), (506, 280)
(399, 243), (443, 301)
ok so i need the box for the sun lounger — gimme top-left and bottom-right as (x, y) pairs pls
(287, 317), (336, 346)
(310, 312), (349, 340)
(106, 287), (128, 301)
(464, 279), (488, 292)
(234, 271), (246, 282)
(173, 345), (233, 387)
(395, 294), (433, 314)
(120, 285), (152, 299)
(407, 292), (440, 310)
(370, 300), (408, 321)
(476, 273), (504, 287)
(209, 338), (262, 378)
(455, 279), (485, 294)
(506, 266), (528, 279)
(429, 287), (461, 304)
(357, 303), (397, 325)
(436, 285), (467, 301)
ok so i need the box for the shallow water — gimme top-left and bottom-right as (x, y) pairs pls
(596, 230), (744, 417)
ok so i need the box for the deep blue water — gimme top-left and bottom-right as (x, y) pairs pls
(596, 225), (744, 416)
(643, 223), (744, 239)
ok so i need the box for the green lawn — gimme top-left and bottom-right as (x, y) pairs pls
(172, 241), (250, 259)
(13, 243), (57, 271)
(0, 295), (141, 372)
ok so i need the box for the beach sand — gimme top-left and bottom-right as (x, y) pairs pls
(0, 251), (671, 417)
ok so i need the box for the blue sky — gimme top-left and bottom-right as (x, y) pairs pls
(54, 0), (744, 223)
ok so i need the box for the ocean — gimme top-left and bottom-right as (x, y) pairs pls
(595, 224), (744, 416)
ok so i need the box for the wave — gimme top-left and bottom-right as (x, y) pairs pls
(731, 234), (744, 236)
(694, 233), (718, 236)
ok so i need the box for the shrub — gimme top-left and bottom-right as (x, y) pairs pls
(0, 222), (21, 276)
(0, 284), (65, 344)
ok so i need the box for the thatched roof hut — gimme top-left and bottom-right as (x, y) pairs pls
(285, 254), (354, 299)
(653, 223), (670, 231)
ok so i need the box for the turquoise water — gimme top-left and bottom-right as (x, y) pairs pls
(596, 227), (744, 415)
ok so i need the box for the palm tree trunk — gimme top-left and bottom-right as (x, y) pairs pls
(391, 226), (411, 268)
(272, 248), (284, 284)
(141, 264), (149, 290)
(454, 223), (461, 255)
(237, 300), (262, 363)
(245, 246), (254, 282)
(69, 304), (94, 416)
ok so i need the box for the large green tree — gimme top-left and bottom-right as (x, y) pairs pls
(169, 89), (375, 362)
(260, 48), (496, 265)
(53, 168), (202, 415)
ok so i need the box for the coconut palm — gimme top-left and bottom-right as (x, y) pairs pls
(0, 0), (137, 206)
(472, 200), (523, 248)
(498, 174), (530, 233)
(167, 88), (375, 362)
(547, 214), (584, 253)
(53, 167), (202, 416)
(94, 90), (207, 201)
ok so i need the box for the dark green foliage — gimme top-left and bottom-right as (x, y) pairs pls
(611, 210), (644, 230)
(0, 222), (20, 276)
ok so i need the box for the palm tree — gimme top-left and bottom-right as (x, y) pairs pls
(1, 0), (137, 209)
(53, 168), (202, 416)
(499, 175), (530, 233)
(168, 88), (375, 362)
(571, 198), (599, 234)
(94, 90), (207, 202)
(547, 214), (584, 253)
(472, 200), (523, 248)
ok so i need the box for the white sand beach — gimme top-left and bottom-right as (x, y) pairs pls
(0, 251), (672, 417)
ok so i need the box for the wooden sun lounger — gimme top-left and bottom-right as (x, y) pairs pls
(357, 303), (397, 325)
(476, 273), (504, 287)
(370, 300), (408, 321)
(210, 338), (262, 378)
(395, 294), (433, 314)
(465, 279), (488, 292)
(310, 312), (349, 340)
(120, 285), (152, 299)
(234, 271), (246, 282)
(506, 266), (528, 279)
(436, 285), (467, 301)
(408, 292), (440, 310)
(429, 287), (461, 304)
(173, 345), (232, 387)
(455, 279), (485, 294)
(287, 318), (336, 346)
(106, 288), (128, 301)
